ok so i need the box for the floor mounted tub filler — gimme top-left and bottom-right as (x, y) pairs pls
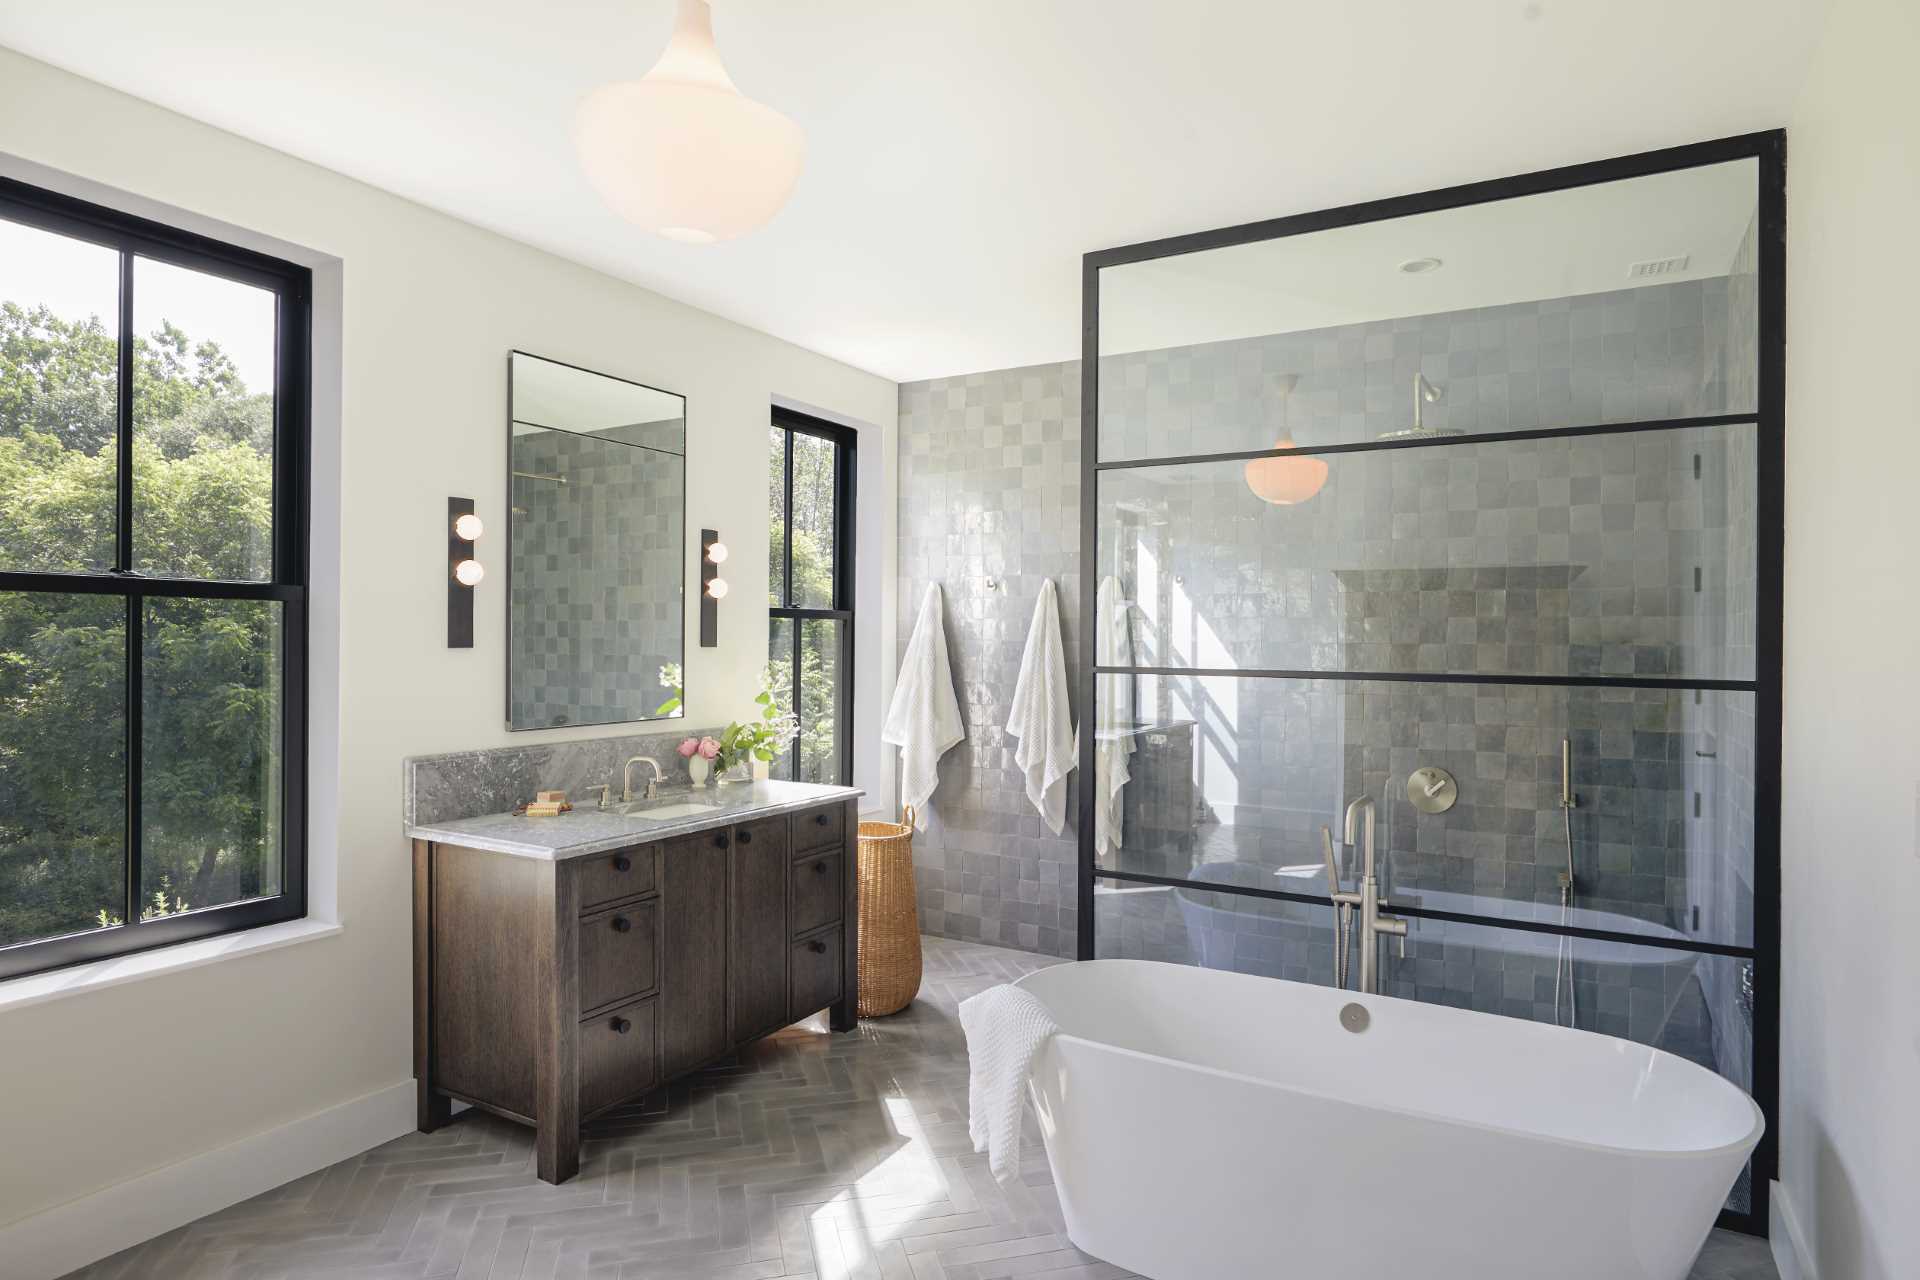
(1014, 959), (1761, 1280)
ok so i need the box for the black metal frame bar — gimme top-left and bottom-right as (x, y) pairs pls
(0, 175), (311, 982)
(1078, 131), (1786, 1236)
(502, 350), (689, 731)
(769, 408), (856, 786)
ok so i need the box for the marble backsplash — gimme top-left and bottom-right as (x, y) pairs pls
(403, 725), (725, 827)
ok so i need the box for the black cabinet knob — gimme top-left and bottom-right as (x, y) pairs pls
(611, 916), (631, 933)
(612, 854), (631, 872)
(713, 834), (729, 849)
(738, 829), (752, 845)
(611, 1016), (631, 1034)
(813, 860), (827, 874)
(807, 939), (827, 954)
(814, 813), (829, 826)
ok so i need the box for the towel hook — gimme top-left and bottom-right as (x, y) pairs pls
(985, 577), (1003, 591)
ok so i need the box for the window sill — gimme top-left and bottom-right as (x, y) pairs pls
(0, 917), (342, 1013)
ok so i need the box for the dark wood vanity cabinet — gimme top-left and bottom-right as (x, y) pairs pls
(413, 797), (858, 1183)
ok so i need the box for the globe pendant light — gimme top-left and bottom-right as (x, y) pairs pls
(1243, 375), (1328, 504)
(574, 0), (806, 244)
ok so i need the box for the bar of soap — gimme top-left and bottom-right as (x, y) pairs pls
(536, 790), (568, 804)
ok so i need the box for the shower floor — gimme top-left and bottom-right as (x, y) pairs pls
(65, 937), (1777, 1279)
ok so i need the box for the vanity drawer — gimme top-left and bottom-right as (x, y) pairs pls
(792, 803), (845, 850)
(577, 845), (656, 911)
(579, 899), (659, 1013)
(579, 996), (658, 1116)
(790, 927), (843, 1020)
(789, 850), (844, 937)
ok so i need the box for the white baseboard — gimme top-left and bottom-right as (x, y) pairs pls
(0, 1079), (416, 1280)
(1772, 1180), (1818, 1280)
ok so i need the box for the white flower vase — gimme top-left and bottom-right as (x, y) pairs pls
(687, 756), (710, 788)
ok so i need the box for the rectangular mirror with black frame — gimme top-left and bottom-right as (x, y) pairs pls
(507, 351), (686, 731)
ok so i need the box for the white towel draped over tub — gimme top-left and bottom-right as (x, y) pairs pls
(959, 983), (1059, 1184)
(1006, 579), (1076, 834)
(1092, 575), (1135, 859)
(883, 584), (965, 830)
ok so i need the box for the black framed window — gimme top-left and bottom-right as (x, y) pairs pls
(0, 176), (309, 981)
(767, 409), (854, 784)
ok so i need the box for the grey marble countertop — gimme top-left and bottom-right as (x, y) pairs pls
(406, 779), (864, 860)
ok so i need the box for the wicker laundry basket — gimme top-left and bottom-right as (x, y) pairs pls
(856, 807), (923, 1017)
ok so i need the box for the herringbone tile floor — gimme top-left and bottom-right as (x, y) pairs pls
(66, 937), (1777, 1280)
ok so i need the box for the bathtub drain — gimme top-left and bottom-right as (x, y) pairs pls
(1339, 1003), (1371, 1034)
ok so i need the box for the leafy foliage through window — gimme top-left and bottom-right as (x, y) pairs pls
(767, 415), (851, 786)
(0, 182), (307, 978)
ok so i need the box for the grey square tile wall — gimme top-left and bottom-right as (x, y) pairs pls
(897, 362), (1084, 957)
(898, 272), (1760, 970)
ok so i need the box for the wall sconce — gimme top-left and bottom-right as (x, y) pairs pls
(449, 497), (482, 648)
(700, 529), (725, 647)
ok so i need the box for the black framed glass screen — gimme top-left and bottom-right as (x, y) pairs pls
(1080, 134), (1782, 1233)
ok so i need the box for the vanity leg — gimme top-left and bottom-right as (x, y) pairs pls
(412, 840), (451, 1132)
(831, 798), (860, 1034)
(534, 864), (582, 1184)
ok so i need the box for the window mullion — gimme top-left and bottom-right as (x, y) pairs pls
(115, 250), (134, 574)
(782, 429), (794, 609)
(123, 592), (143, 930)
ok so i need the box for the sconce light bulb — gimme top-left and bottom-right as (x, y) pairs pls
(453, 558), (486, 587)
(706, 541), (729, 564)
(706, 577), (729, 599)
(453, 513), (485, 541)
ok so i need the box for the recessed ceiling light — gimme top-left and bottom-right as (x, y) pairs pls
(1399, 257), (1443, 275)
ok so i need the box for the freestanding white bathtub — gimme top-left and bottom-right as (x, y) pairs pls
(1015, 959), (1762, 1280)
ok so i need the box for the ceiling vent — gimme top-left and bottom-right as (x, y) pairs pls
(1627, 254), (1691, 280)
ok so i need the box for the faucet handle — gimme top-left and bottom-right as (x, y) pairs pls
(587, 784), (611, 811)
(1320, 826), (1347, 899)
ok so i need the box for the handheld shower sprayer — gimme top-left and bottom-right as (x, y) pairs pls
(1554, 736), (1579, 1028)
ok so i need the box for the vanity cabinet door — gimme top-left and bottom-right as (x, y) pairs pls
(729, 816), (791, 1043)
(661, 829), (730, 1078)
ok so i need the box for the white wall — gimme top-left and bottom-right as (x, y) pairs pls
(0, 45), (896, 1238)
(1778, 0), (1920, 1275)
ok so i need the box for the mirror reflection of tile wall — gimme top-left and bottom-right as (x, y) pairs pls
(508, 353), (686, 731)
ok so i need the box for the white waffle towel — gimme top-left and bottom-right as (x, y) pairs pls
(959, 983), (1059, 1184)
(883, 584), (965, 830)
(1006, 579), (1076, 834)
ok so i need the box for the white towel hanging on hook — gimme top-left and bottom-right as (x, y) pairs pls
(1006, 579), (1076, 834)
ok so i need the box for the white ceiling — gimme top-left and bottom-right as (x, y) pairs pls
(0, 1), (1827, 384)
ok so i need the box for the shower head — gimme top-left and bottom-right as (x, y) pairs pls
(1376, 371), (1463, 441)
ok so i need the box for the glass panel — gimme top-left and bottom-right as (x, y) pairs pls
(1097, 158), (1760, 462)
(0, 215), (120, 573)
(797, 618), (843, 784)
(1094, 877), (1339, 987)
(767, 615), (796, 779)
(768, 427), (788, 605)
(0, 592), (126, 946)
(789, 431), (837, 609)
(1096, 423), (1757, 682)
(1096, 673), (1756, 949)
(131, 256), (277, 580)
(141, 597), (282, 916)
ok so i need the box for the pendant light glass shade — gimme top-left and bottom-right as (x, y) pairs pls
(1243, 375), (1327, 504)
(574, 0), (805, 244)
(1244, 439), (1329, 504)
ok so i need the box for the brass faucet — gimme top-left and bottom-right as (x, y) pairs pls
(622, 756), (662, 803)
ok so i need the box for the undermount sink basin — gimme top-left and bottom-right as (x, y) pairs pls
(619, 801), (722, 821)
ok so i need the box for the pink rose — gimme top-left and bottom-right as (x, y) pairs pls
(697, 736), (721, 761)
(676, 737), (699, 758)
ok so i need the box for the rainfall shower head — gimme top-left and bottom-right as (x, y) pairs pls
(1376, 372), (1464, 441)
